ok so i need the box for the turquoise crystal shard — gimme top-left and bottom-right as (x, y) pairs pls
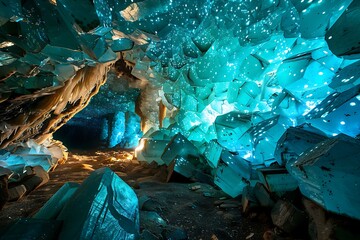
(57, 167), (139, 240)
(288, 135), (360, 220)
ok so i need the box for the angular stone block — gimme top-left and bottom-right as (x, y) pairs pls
(8, 184), (26, 202)
(257, 168), (298, 194)
(221, 151), (252, 180)
(214, 112), (252, 152)
(57, 167), (139, 240)
(214, 164), (247, 198)
(203, 140), (222, 168)
(161, 133), (200, 166)
(254, 182), (275, 208)
(167, 155), (196, 179)
(22, 166), (49, 194)
(135, 139), (169, 165)
(275, 125), (327, 166)
(329, 61), (360, 92)
(271, 200), (307, 234)
(241, 186), (259, 213)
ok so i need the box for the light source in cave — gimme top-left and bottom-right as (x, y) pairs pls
(0, 0), (360, 239)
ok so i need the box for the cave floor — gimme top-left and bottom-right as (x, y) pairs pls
(0, 149), (272, 240)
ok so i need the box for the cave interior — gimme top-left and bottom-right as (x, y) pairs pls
(0, 0), (360, 239)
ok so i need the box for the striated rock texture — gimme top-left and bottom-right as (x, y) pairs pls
(0, 62), (113, 148)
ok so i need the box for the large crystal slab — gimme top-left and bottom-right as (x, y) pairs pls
(247, 116), (284, 164)
(288, 134), (360, 220)
(214, 112), (252, 152)
(135, 138), (169, 164)
(214, 163), (248, 198)
(221, 151), (252, 181)
(167, 155), (196, 179)
(57, 167), (139, 240)
(275, 125), (328, 166)
(326, 0), (360, 59)
(161, 133), (200, 166)
(329, 60), (360, 93)
(121, 112), (142, 148)
(294, 0), (352, 38)
(203, 140), (222, 168)
(109, 112), (126, 148)
(135, 130), (173, 164)
(305, 85), (360, 138)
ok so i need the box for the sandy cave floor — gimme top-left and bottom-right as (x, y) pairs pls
(0, 149), (274, 240)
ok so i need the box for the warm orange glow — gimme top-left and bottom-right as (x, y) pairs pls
(134, 139), (145, 158)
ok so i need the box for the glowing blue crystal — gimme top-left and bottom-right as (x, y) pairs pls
(57, 167), (139, 240)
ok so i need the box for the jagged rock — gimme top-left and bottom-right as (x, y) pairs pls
(8, 184), (26, 202)
(271, 200), (307, 234)
(22, 166), (49, 194)
(303, 198), (337, 240)
(304, 198), (360, 240)
(34, 182), (80, 220)
(57, 167), (139, 240)
(257, 168), (298, 194)
(0, 139), (67, 173)
(44, 139), (69, 164)
(0, 166), (12, 177)
(241, 186), (259, 214)
(253, 183), (275, 208)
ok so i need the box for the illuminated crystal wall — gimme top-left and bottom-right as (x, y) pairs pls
(1, 0), (360, 219)
(127, 0), (360, 164)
